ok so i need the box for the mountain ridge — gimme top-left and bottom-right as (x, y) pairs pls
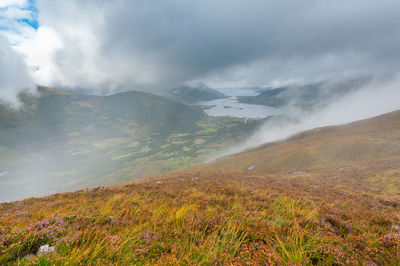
(238, 78), (369, 111)
(168, 84), (226, 103)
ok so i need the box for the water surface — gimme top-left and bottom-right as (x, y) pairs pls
(198, 87), (282, 118)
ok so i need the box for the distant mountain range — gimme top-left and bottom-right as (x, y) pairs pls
(1, 86), (203, 147)
(238, 78), (369, 110)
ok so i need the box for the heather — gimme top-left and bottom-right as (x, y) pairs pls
(1, 169), (399, 265)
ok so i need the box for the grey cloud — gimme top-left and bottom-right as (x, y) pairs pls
(35, 0), (400, 91)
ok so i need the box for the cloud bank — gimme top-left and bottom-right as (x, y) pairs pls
(1, 0), (395, 93)
(0, 0), (400, 101)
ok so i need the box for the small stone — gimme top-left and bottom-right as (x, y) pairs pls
(36, 244), (55, 256)
(292, 170), (306, 175)
(248, 165), (255, 171)
(393, 224), (400, 232)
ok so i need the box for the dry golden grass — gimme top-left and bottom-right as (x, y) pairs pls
(207, 110), (400, 175)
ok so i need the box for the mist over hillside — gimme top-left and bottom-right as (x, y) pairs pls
(207, 76), (400, 159)
(0, 87), (263, 202)
(2, 74), (400, 202)
(238, 78), (369, 111)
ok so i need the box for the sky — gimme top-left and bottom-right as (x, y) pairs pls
(1, 0), (400, 101)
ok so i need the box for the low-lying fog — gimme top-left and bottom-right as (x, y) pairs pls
(208, 76), (400, 160)
(1, 75), (400, 203)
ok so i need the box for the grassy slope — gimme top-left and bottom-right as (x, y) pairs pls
(1, 111), (400, 264)
(208, 110), (400, 176)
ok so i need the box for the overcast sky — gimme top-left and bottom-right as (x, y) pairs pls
(1, 0), (400, 99)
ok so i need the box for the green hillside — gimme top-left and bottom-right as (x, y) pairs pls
(0, 88), (262, 202)
(169, 84), (226, 103)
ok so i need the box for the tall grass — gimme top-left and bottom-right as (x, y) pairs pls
(1, 169), (400, 264)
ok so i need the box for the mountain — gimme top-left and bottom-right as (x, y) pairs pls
(0, 88), (203, 150)
(37, 86), (72, 96)
(169, 84), (226, 103)
(238, 78), (369, 110)
(1, 110), (400, 264)
(0, 88), (262, 202)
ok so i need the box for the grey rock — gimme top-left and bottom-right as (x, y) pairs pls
(292, 170), (306, 175)
(36, 244), (55, 256)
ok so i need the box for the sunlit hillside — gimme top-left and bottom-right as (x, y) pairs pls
(1, 110), (400, 265)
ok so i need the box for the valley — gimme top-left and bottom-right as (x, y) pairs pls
(0, 87), (265, 202)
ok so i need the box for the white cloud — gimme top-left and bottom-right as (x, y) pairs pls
(0, 0), (37, 47)
(0, 6), (32, 20)
(14, 26), (63, 86)
(0, 0), (28, 8)
(0, 0), (37, 104)
(0, 34), (34, 104)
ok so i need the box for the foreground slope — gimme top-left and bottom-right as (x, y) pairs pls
(1, 111), (400, 264)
